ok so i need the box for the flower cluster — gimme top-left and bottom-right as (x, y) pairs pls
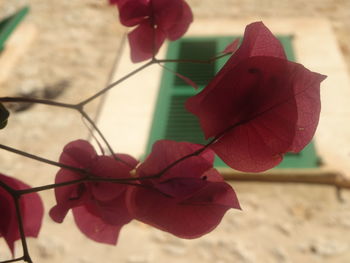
(109, 0), (193, 62)
(49, 140), (138, 244)
(49, 140), (240, 243)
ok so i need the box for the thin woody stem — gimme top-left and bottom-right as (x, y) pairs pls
(78, 60), (154, 106)
(0, 97), (79, 110)
(0, 144), (87, 174)
(0, 257), (25, 263)
(18, 176), (145, 195)
(13, 196), (32, 263)
(0, 53), (228, 111)
(156, 53), (230, 64)
(79, 110), (114, 154)
(18, 177), (88, 195)
(79, 110), (134, 168)
(0, 179), (16, 195)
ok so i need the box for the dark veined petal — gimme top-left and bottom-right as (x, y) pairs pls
(90, 156), (132, 202)
(59, 139), (97, 168)
(72, 205), (124, 245)
(0, 174), (43, 255)
(117, 0), (150, 27)
(127, 21), (166, 62)
(0, 183), (18, 255)
(222, 38), (240, 54)
(186, 22), (287, 112)
(49, 169), (88, 223)
(153, 0), (193, 40)
(127, 177), (239, 238)
(187, 55), (326, 172)
(117, 0), (193, 62)
(137, 140), (215, 183)
(130, 140), (239, 238)
(89, 195), (132, 226)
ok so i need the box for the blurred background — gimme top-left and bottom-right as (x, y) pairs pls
(0, 0), (350, 262)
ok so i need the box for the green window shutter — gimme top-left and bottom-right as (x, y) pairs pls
(0, 6), (30, 52)
(146, 36), (319, 169)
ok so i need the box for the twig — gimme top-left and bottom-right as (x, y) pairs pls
(0, 97), (78, 110)
(0, 144), (87, 174)
(156, 52), (230, 64)
(0, 257), (25, 263)
(13, 196), (32, 263)
(78, 60), (154, 106)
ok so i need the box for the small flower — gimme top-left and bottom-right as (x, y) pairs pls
(186, 22), (327, 172)
(127, 140), (240, 238)
(0, 173), (43, 256)
(110, 0), (193, 62)
(49, 140), (137, 244)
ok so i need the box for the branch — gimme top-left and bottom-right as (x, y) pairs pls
(0, 144), (87, 174)
(156, 52), (230, 64)
(18, 177), (87, 195)
(0, 257), (25, 263)
(13, 196), (32, 263)
(0, 97), (78, 110)
(78, 60), (154, 106)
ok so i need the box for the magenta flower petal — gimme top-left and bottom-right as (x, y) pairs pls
(152, 0), (193, 40)
(0, 174), (43, 255)
(0, 185), (17, 254)
(114, 0), (193, 62)
(186, 22), (326, 172)
(129, 140), (240, 238)
(50, 140), (137, 244)
(115, 153), (139, 169)
(137, 140), (215, 183)
(222, 38), (240, 54)
(128, 178), (239, 238)
(90, 196), (133, 226)
(72, 205), (123, 245)
(49, 169), (87, 223)
(154, 177), (207, 199)
(186, 22), (287, 118)
(117, 0), (150, 27)
(90, 156), (130, 202)
(21, 189), (45, 238)
(231, 21), (287, 62)
(59, 139), (97, 168)
(210, 57), (325, 172)
(128, 21), (166, 62)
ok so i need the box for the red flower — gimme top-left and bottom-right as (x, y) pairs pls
(111, 0), (193, 62)
(127, 140), (240, 238)
(49, 140), (137, 244)
(0, 173), (43, 256)
(186, 22), (327, 172)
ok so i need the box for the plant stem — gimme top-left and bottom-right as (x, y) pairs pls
(79, 110), (133, 168)
(156, 53), (230, 64)
(0, 257), (25, 263)
(0, 179), (16, 195)
(78, 60), (154, 106)
(0, 97), (78, 110)
(18, 177), (87, 195)
(0, 144), (87, 174)
(13, 196), (32, 263)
